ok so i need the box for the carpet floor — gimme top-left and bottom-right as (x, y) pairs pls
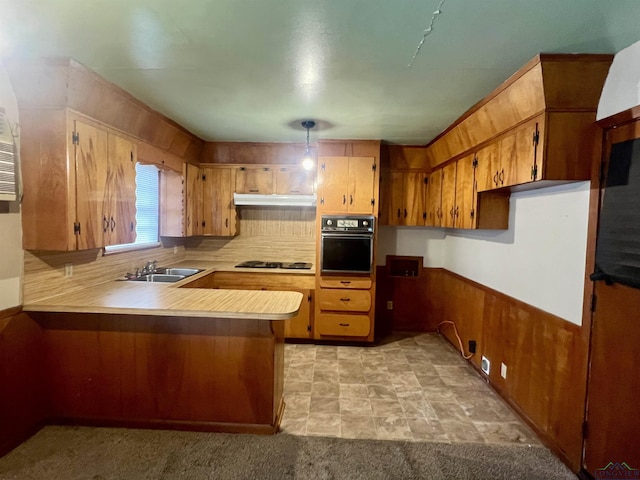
(0, 426), (576, 480)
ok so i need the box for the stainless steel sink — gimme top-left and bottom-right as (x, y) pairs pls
(131, 274), (186, 283)
(157, 268), (202, 276)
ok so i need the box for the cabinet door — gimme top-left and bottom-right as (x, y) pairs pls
(202, 167), (236, 236)
(476, 141), (500, 192)
(455, 154), (476, 229)
(185, 163), (203, 236)
(235, 166), (274, 194)
(74, 120), (108, 250)
(500, 117), (539, 187)
(347, 156), (376, 214)
(319, 156), (349, 212)
(159, 168), (184, 237)
(283, 289), (312, 339)
(275, 166), (314, 194)
(441, 162), (457, 228)
(425, 169), (442, 227)
(105, 134), (137, 246)
(378, 170), (391, 225)
(404, 172), (427, 226)
(388, 171), (405, 226)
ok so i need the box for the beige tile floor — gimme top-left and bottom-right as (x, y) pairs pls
(280, 332), (540, 445)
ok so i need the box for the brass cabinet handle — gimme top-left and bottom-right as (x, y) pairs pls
(249, 189), (259, 193)
(339, 323), (350, 327)
(450, 207), (454, 218)
(493, 172), (498, 186)
(130, 222), (134, 232)
(343, 194), (346, 205)
(397, 208), (401, 218)
(103, 216), (109, 233)
(340, 281), (351, 285)
(350, 194), (353, 205)
(404, 208), (407, 218)
(225, 218), (229, 228)
(110, 216), (116, 232)
(339, 297), (351, 302)
(499, 169), (504, 185)
(455, 206), (459, 217)
(531, 165), (534, 180)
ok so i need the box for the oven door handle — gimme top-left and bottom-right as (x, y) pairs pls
(320, 233), (373, 240)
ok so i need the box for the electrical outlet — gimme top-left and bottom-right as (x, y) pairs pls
(501, 363), (507, 379)
(64, 263), (73, 278)
(173, 246), (178, 254)
(481, 356), (490, 375)
(468, 340), (476, 354)
(386, 301), (393, 310)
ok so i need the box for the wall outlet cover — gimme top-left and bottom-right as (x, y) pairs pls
(501, 362), (507, 379)
(481, 356), (490, 375)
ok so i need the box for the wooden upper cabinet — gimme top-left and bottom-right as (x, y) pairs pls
(384, 171), (428, 226)
(319, 156), (376, 214)
(19, 111), (139, 251)
(441, 162), (457, 228)
(202, 167), (236, 237)
(104, 134), (137, 246)
(74, 120), (108, 250)
(275, 166), (315, 194)
(425, 169), (443, 227)
(235, 166), (274, 194)
(454, 154), (476, 230)
(159, 168), (184, 237)
(185, 163), (203, 236)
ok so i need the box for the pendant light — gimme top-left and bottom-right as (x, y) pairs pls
(301, 120), (315, 171)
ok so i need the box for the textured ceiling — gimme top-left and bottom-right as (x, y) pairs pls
(1, 0), (640, 144)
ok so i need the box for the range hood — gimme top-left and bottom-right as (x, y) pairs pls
(233, 193), (317, 207)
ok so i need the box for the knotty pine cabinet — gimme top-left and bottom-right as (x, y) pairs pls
(20, 110), (137, 250)
(235, 166), (274, 194)
(381, 171), (428, 226)
(202, 167), (237, 236)
(318, 156), (377, 214)
(425, 169), (443, 227)
(314, 276), (374, 341)
(209, 271), (314, 339)
(275, 166), (315, 195)
(184, 163), (203, 236)
(159, 167), (184, 237)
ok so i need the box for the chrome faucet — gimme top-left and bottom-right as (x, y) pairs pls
(140, 260), (158, 275)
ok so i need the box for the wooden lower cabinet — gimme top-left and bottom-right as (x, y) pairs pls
(32, 312), (285, 434)
(316, 313), (371, 337)
(315, 276), (375, 342)
(210, 272), (314, 339)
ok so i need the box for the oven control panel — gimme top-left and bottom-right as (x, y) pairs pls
(321, 215), (375, 233)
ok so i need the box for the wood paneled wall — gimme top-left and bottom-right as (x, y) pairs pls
(201, 142), (315, 165)
(0, 308), (47, 457)
(23, 243), (187, 304)
(380, 144), (430, 171)
(4, 58), (203, 165)
(377, 267), (588, 471)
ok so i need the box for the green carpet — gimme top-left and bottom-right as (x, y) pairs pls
(0, 426), (576, 479)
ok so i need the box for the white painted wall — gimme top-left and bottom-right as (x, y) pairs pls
(0, 63), (22, 310)
(597, 40), (640, 120)
(443, 182), (591, 325)
(377, 183), (591, 325)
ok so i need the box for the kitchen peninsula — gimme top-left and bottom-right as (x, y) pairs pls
(23, 268), (303, 435)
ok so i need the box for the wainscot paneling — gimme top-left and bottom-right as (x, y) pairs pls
(376, 268), (589, 471)
(0, 308), (47, 457)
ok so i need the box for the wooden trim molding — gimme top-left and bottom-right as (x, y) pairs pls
(0, 305), (22, 321)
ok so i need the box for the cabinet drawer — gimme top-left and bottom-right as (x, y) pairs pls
(318, 289), (371, 312)
(319, 277), (372, 289)
(316, 314), (371, 337)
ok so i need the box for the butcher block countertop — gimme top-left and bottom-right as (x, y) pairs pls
(23, 261), (308, 320)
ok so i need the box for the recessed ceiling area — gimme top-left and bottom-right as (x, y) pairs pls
(1, 0), (640, 144)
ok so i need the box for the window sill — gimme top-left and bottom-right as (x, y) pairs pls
(103, 242), (162, 256)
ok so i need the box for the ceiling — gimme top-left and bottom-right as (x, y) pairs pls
(1, 1), (640, 144)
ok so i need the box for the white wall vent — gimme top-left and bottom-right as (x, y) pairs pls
(0, 108), (16, 202)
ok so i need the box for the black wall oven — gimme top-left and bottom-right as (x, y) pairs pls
(320, 215), (374, 274)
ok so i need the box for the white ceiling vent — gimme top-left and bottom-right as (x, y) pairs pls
(0, 108), (16, 202)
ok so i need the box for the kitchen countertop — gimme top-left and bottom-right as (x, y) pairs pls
(23, 261), (310, 320)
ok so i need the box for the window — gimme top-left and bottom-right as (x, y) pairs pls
(134, 163), (160, 244)
(104, 162), (159, 253)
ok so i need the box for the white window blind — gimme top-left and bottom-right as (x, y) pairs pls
(134, 162), (159, 244)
